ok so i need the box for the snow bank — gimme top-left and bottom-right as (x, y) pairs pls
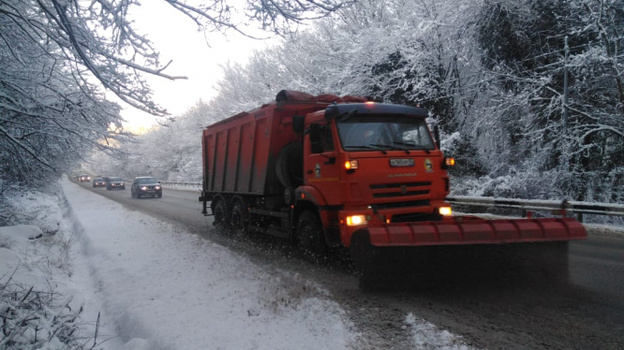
(60, 178), (357, 350)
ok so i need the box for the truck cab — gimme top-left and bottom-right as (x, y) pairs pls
(296, 102), (453, 247)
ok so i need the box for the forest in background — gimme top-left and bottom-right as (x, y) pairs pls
(92, 0), (624, 206)
(2, 0), (623, 217)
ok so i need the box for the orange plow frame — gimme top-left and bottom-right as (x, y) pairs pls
(367, 216), (587, 247)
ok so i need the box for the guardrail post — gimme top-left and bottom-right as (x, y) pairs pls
(577, 212), (583, 223)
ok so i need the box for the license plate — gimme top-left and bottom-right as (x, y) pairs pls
(390, 159), (414, 167)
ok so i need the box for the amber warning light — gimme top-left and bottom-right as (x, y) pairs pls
(344, 160), (359, 170)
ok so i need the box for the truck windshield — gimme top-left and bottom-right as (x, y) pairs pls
(336, 116), (435, 152)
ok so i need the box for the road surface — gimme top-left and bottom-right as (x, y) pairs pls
(75, 181), (624, 349)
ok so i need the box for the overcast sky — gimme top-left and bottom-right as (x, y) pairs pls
(121, 1), (275, 132)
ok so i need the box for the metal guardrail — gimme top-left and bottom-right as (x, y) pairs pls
(158, 182), (623, 222)
(160, 181), (201, 190)
(446, 196), (624, 222)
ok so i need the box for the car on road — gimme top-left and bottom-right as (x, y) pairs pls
(106, 177), (125, 190)
(78, 174), (90, 182)
(92, 177), (106, 188)
(131, 176), (162, 198)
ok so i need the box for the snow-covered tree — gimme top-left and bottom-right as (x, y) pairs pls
(106, 0), (623, 207)
(1, 0), (131, 186)
(475, 0), (624, 201)
(1, 0), (352, 189)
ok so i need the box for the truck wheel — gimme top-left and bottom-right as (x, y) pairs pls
(230, 200), (249, 236)
(296, 210), (327, 260)
(212, 198), (230, 230)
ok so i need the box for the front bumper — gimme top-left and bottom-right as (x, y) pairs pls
(337, 201), (448, 246)
(138, 189), (161, 196)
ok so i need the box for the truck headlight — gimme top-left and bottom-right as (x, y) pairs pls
(345, 215), (367, 226)
(439, 206), (452, 216)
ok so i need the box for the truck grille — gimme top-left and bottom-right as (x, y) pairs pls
(370, 181), (431, 198)
(371, 200), (430, 210)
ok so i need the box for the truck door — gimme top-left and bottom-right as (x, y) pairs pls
(305, 122), (342, 205)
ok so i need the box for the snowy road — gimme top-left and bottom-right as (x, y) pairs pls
(71, 180), (624, 349)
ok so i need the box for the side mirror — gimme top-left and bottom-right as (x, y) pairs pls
(293, 115), (305, 133)
(433, 125), (441, 149)
(309, 124), (323, 154)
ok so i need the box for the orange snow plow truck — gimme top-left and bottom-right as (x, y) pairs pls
(200, 90), (587, 275)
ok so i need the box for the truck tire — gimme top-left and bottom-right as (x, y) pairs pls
(276, 142), (303, 189)
(230, 198), (249, 236)
(296, 210), (327, 260)
(212, 197), (230, 230)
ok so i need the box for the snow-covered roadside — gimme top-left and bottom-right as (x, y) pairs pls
(0, 187), (92, 349)
(59, 177), (358, 350)
(2, 177), (481, 349)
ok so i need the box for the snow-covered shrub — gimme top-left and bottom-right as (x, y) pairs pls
(0, 182), (101, 349)
(0, 276), (84, 349)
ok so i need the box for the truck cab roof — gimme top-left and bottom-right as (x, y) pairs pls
(324, 102), (428, 120)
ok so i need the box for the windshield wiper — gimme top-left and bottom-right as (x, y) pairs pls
(392, 141), (431, 154)
(344, 144), (388, 154)
(387, 141), (412, 154)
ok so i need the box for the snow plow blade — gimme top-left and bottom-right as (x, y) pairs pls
(367, 216), (587, 247)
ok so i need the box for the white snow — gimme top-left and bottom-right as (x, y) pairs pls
(1, 177), (479, 349)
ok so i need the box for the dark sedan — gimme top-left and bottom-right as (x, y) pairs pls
(92, 177), (106, 188)
(106, 177), (125, 190)
(131, 176), (162, 198)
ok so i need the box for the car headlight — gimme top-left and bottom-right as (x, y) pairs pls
(155, 186), (161, 190)
(140, 186), (148, 190)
